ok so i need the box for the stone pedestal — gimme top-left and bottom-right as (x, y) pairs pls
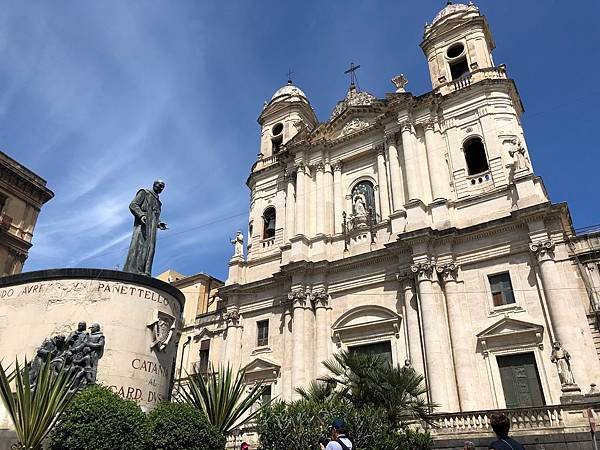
(0, 268), (184, 420)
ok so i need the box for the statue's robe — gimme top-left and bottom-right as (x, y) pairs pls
(123, 189), (162, 276)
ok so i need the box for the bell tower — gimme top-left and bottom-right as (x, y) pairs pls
(421, 2), (496, 90)
(256, 79), (317, 160)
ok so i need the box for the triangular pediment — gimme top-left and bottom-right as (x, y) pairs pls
(477, 317), (543, 339)
(476, 317), (545, 353)
(193, 327), (218, 341)
(244, 357), (281, 375)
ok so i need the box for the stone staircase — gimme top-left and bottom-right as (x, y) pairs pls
(589, 314), (600, 360)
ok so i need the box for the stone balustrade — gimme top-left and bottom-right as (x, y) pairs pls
(437, 65), (508, 95)
(429, 402), (599, 439)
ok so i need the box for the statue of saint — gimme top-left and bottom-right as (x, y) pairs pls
(353, 194), (367, 216)
(231, 231), (244, 258)
(66, 321), (88, 359)
(123, 180), (168, 276)
(550, 341), (576, 386)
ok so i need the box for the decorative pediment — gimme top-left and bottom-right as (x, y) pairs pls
(193, 327), (223, 342)
(243, 357), (281, 381)
(332, 305), (401, 346)
(476, 317), (544, 355)
(341, 118), (370, 136)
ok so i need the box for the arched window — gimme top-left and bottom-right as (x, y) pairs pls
(351, 181), (376, 220)
(263, 207), (276, 239)
(464, 137), (489, 175)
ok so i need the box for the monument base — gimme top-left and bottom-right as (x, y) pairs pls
(0, 268), (185, 429)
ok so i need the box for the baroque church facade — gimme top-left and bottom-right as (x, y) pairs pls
(193, 2), (600, 417)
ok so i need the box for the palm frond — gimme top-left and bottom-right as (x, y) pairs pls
(179, 364), (270, 435)
(0, 358), (76, 450)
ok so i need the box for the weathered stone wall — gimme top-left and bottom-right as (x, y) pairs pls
(0, 268), (184, 429)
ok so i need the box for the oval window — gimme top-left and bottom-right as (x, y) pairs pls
(447, 42), (465, 59)
(272, 123), (284, 136)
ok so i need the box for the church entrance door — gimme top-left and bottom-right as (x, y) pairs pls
(497, 352), (544, 408)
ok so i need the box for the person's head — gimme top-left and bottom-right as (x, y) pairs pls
(89, 323), (101, 333)
(77, 321), (86, 331)
(153, 180), (165, 194)
(490, 413), (511, 438)
(463, 441), (476, 450)
(329, 419), (347, 439)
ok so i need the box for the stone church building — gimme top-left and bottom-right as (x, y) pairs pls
(190, 2), (600, 434)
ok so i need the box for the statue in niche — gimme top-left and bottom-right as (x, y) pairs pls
(550, 341), (576, 386)
(231, 230), (244, 258)
(29, 321), (105, 391)
(123, 180), (168, 276)
(353, 193), (367, 217)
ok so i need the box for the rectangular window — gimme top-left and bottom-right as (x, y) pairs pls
(260, 385), (272, 405)
(489, 272), (516, 307)
(257, 320), (269, 347)
(197, 339), (210, 374)
(349, 341), (393, 366)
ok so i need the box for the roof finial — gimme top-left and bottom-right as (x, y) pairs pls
(447, 1), (453, 4)
(344, 62), (361, 92)
(287, 68), (293, 85)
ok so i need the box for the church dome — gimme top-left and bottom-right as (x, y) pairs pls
(269, 82), (309, 104)
(431, 2), (475, 25)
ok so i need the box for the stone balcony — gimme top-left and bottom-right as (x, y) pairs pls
(437, 65), (508, 96)
(429, 401), (599, 448)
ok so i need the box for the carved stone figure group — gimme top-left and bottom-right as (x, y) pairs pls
(29, 321), (105, 391)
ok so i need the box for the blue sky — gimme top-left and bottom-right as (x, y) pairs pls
(3, 0), (599, 281)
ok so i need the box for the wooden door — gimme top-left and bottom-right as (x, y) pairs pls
(497, 352), (545, 408)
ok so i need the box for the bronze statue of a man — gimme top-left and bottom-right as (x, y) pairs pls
(123, 180), (168, 276)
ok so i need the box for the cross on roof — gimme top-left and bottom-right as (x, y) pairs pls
(344, 62), (361, 90)
(286, 68), (294, 85)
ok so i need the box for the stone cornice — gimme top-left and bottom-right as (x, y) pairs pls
(0, 152), (54, 208)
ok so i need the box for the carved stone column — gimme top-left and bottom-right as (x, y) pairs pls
(386, 132), (404, 211)
(290, 290), (307, 397)
(312, 290), (330, 378)
(400, 275), (424, 376)
(423, 121), (448, 201)
(224, 309), (242, 369)
(315, 163), (325, 235)
(285, 169), (296, 242)
(294, 164), (306, 236)
(411, 262), (458, 411)
(401, 122), (421, 202)
(530, 239), (583, 393)
(324, 161), (334, 235)
(280, 296), (294, 400)
(375, 144), (391, 219)
(333, 161), (343, 234)
(437, 263), (476, 410)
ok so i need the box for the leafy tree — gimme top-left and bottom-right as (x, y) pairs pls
(320, 350), (435, 425)
(178, 364), (268, 436)
(295, 380), (335, 402)
(49, 384), (148, 450)
(147, 402), (225, 450)
(257, 398), (432, 450)
(0, 359), (76, 450)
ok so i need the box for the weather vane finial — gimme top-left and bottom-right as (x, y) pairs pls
(344, 62), (361, 91)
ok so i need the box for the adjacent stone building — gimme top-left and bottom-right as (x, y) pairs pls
(0, 151), (53, 276)
(184, 2), (600, 441)
(156, 269), (223, 384)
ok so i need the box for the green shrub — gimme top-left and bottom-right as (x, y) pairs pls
(257, 398), (432, 450)
(147, 402), (225, 450)
(48, 384), (148, 450)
